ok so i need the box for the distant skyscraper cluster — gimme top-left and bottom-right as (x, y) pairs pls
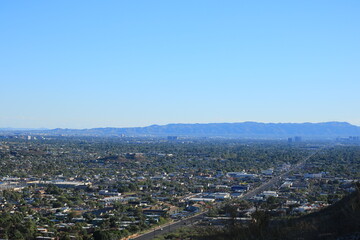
(336, 136), (360, 142)
(167, 136), (178, 141)
(288, 136), (302, 143)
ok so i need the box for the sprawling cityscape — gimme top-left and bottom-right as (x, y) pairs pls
(2, 1), (360, 239)
(0, 131), (359, 239)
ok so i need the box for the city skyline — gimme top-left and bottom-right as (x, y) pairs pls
(1, 1), (360, 128)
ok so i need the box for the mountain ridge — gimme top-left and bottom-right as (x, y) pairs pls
(3, 121), (359, 138)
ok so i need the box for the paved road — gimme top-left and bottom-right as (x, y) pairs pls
(133, 212), (207, 240)
(240, 149), (321, 200)
(132, 147), (324, 240)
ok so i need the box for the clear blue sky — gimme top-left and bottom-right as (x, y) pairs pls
(1, 1), (359, 128)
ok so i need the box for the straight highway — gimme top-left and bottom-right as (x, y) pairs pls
(132, 147), (324, 240)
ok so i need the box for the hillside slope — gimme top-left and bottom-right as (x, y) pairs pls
(201, 184), (360, 240)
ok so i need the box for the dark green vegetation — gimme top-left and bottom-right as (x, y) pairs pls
(0, 136), (359, 239)
(0, 136), (311, 177)
(157, 184), (360, 240)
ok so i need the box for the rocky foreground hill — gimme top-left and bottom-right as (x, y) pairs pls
(199, 184), (360, 240)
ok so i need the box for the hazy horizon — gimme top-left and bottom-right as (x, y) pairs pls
(1, 1), (359, 128)
(1, 120), (360, 130)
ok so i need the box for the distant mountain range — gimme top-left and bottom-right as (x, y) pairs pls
(2, 122), (360, 138)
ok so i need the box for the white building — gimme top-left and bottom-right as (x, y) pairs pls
(206, 192), (231, 200)
(261, 168), (274, 176)
(262, 191), (278, 198)
(304, 173), (323, 179)
(280, 181), (293, 188)
(101, 196), (124, 203)
(227, 172), (257, 179)
(188, 197), (215, 202)
(99, 190), (121, 196)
